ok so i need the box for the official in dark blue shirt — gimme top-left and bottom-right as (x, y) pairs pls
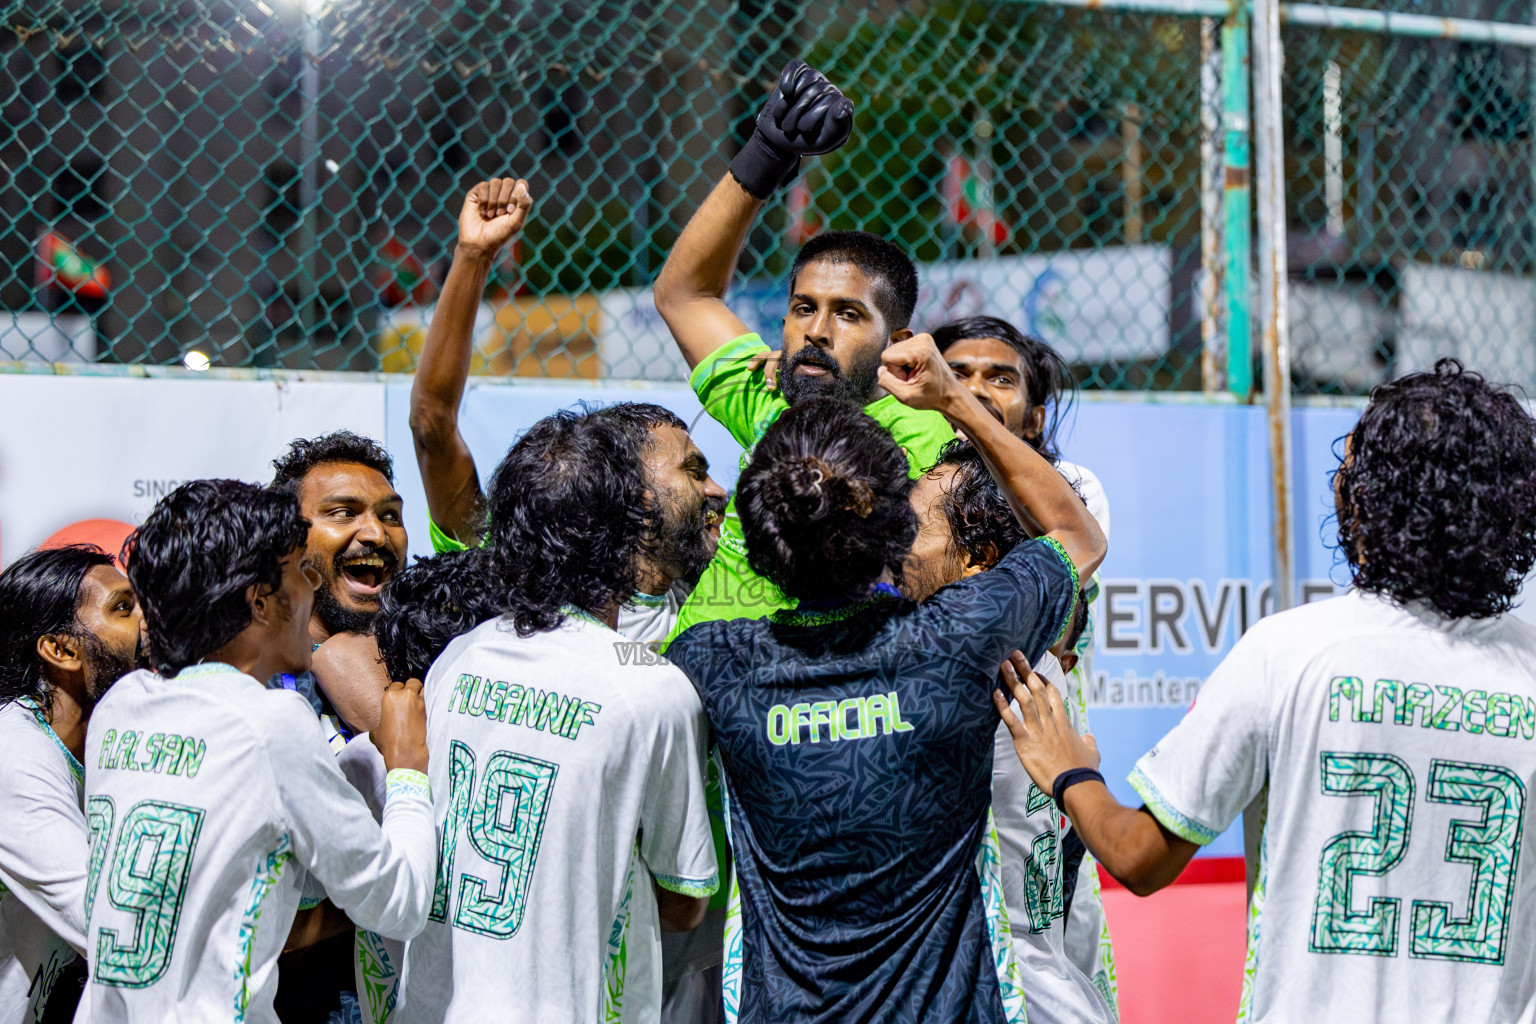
(667, 335), (1105, 1024)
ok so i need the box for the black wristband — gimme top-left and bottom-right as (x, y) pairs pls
(1052, 767), (1105, 811)
(728, 131), (801, 200)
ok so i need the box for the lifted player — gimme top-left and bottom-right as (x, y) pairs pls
(409, 177), (726, 642)
(78, 480), (437, 1023)
(269, 431), (414, 1024)
(666, 335), (1104, 1024)
(1000, 359), (1536, 1023)
(653, 59), (955, 638)
(0, 546), (143, 1024)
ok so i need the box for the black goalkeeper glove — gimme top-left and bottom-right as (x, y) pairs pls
(729, 59), (855, 200)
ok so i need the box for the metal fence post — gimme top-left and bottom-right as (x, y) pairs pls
(1222, 3), (1253, 400)
(1253, 0), (1295, 612)
(1200, 17), (1224, 393)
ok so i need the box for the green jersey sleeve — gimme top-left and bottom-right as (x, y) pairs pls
(428, 518), (471, 554)
(689, 333), (788, 450)
(864, 395), (957, 478)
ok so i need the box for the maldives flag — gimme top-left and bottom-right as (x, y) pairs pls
(373, 237), (436, 307)
(943, 152), (1009, 247)
(786, 177), (820, 247)
(36, 231), (110, 299)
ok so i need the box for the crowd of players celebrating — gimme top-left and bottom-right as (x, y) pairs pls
(4, 59), (1536, 1024)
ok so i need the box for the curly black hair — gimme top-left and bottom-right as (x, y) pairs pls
(270, 430), (395, 495)
(126, 479), (310, 674)
(484, 407), (651, 636)
(931, 316), (1075, 460)
(790, 230), (919, 331)
(373, 549), (504, 682)
(1336, 358), (1536, 619)
(592, 401), (687, 437)
(0, 545), (114, 709)
(930, 439), (1031, 570)
(738, 396), (917, 603)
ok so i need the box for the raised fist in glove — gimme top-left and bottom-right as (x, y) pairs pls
(729, 59), (855, 200)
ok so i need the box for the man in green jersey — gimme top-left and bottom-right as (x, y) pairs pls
(653, 59), (955, 637)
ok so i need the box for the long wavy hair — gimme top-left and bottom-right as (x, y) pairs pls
(484, 407), (652, 635)
(0, 545), (114, 709)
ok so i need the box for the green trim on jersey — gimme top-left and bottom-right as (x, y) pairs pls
(671, 332), (955, 643)
(653, 870), (720, 899)
(385, 769), (431, 803)
(1128, 766), (1221, 845)
(234, 835), (292, 1023)
(19, 696), (84, 783)
(1235, 803), (1269, 1022)
(978, 810), (1030, 1024)
(1038, 536), (1081, 650)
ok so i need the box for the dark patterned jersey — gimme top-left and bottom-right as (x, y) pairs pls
(666, 537), (1079, 1024)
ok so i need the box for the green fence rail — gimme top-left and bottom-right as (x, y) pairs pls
(3, 0), (1534, 395)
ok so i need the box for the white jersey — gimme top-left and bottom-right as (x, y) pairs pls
(1056, 460), (1109, 543)
(396, 612), (717, 1024)
(1131, 590), (1536, 1023)
(993, 655), (1116, 1024)
(75, 664), (437, 1024)
(617, 583), (686, 645)
(1054, 457), (1118, 1008)
(0, 701), (88, 1024)
(335, 734), (407, 1024)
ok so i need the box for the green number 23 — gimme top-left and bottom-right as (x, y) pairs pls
(1310, 752), (1525, 964)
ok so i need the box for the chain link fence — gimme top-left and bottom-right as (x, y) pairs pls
(1283, 0), (1536, 394)
(3, 0), (1534, 394)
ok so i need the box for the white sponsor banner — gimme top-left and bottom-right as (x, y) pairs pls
(597, 246), (1173, 378)
(0, 374), (383, 564)
(912, 246), (1172, 363)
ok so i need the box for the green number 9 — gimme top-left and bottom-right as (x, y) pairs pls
(94, 801), (204, 988)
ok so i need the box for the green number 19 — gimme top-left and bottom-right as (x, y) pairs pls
(1310, 753), (1526, 964)
(92, 800), (205, 988)
(431, 743), (559, 939)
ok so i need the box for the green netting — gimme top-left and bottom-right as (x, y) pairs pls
(1284, 17), (1536, 394)
(3, 0), (1532, 394)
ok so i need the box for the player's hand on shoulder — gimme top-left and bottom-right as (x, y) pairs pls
(878, 333), (962, 413)
(993, 650), (1100, 794)
(458, 176), (533, 260)
(373, 677), (429, 775)
(747, 348), (782, 390)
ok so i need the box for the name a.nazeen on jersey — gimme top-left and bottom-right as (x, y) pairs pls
(447, 672), (602, 740)
(96, 728), (208, 776)
(1328, 675), (1536, 738)
(766, 692), (914, 746)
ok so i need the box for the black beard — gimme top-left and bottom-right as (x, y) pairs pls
(77, 630), (143, 704)
(649, 488), (718, 585)
(778, 346), (881, 406)
(304, 547), (396, 637)
(312, 581), (377, 637)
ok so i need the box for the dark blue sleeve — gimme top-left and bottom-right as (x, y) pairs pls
(913, 536), (1079, 672)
